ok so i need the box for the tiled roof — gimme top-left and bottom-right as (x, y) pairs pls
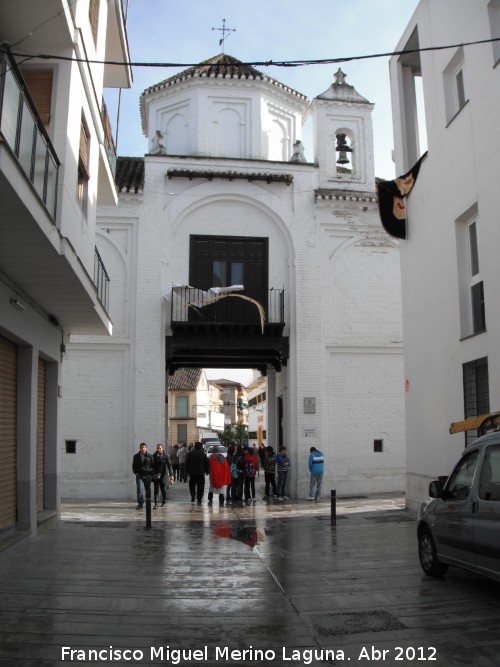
(142, 53), (307, 101)
(115, 157), (144, 194)
(168, 367), (202, 391)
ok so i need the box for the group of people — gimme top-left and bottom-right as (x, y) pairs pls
(131, 443), (174, 509)
(132, 441), (325, 508)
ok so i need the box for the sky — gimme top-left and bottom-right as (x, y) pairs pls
(110, 0), (421, 179)
(108, 0), (421, 386)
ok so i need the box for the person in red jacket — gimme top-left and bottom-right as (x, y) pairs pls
(207, 446), (232, 506)
(243, 446), (260, 504)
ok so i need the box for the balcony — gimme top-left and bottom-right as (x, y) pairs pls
(0, 52), (59, 219)
(171, 287), (285, 334)
(166, 288), (288, 374)
(0, 53), (112, 335)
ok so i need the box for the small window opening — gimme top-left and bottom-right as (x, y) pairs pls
(374, 439), (383, 453)
(65, 440), (77, 454)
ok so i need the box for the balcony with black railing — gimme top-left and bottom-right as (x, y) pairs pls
(0, 51), (59, 219)
(171, 287), (285, 335)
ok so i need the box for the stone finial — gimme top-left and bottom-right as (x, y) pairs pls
(334, 68), (347, 85)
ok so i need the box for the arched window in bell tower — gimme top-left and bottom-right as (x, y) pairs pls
(335, 132), (353, 174)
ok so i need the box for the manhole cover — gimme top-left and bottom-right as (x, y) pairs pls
(314, 610), (407, 636)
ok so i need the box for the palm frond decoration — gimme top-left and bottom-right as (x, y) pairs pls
(186, 293), (266, 333)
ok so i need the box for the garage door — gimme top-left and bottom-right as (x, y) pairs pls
(0, 336), (17, 531)
(37, 358), (46, 512)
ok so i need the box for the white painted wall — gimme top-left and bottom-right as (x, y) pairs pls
(390, 0), (500, 508)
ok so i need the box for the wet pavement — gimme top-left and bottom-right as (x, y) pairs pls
(1, 484), (500, 667)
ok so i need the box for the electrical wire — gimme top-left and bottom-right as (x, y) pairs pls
(1, 35), (500, 71)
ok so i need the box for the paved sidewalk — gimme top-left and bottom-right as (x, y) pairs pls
(0, 489), (499, 667)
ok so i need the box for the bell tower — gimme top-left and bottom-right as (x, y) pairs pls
(312, 69), (375, 192)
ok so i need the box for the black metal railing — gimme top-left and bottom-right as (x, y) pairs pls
(94, 247), (110, 311)
(171, 287), (285, 328)
(0, 51), (59, 219)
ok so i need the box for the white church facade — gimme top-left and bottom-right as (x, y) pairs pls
(60, 54), (406, 500)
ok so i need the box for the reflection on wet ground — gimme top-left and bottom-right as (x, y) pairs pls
(213, 520), (265, 547)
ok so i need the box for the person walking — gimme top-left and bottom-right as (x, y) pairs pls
(231, 444), (245, 502)
(132, 443), (154, 509)
(257, 442), (266, 469)
(207, 445), (232, 506)
(171, 444), (180, 480)
(243, 446), (259, 503)
(263, 445), (277, 500)
(307, 446), (325, 500)
(152, 443), (173, 508)
(276, 446), (291, 500)
(178, 443), (189, 482)
(185, 442), (209, 504)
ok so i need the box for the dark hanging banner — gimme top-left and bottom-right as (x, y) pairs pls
(377, 151), (428, 239)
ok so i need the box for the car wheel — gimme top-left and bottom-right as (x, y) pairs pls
(418, 526), (449, 577)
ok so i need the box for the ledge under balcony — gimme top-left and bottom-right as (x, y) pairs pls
(0, 53), (112, 335)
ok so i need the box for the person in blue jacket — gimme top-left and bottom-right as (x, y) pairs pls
(307, 446), (325, 501)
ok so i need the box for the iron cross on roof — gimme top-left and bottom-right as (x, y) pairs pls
(212, 18), (236, 52)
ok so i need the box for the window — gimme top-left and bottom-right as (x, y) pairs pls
(456, 209), (486, 338)
(468, 221), (486, 334)
(443, 47), (467, 124)
(212, 260), (244, 287)
(65, 440), (76, 454)
(463, 357), (490, 446)
(22, 70), (53, 129)
(89, 0), (100, 45)
(78, 115), (90, 214)
(176, 396), (188, 418)
(478, 445), (500, 501)
(374, 439), (383, 453)
(468, 222), (486, 334)
(177, 424), (187, 443)
(447, 450), (479, 500)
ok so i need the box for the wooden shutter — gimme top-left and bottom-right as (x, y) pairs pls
(37, 359), (46, 512)
(0, 336), (17, 531)
(79, 120), (90, 179)
(22, 70), (53, 129)
(89, 0), (100, 44)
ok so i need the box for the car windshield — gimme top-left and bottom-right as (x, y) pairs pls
(208, 445), (226, 453)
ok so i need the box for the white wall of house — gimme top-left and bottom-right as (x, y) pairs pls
(389, 0), (500, 509)
(0, 0), (131, 530)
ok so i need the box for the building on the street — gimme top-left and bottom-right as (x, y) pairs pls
(166, 368), (224, 447)
(247, 374), (268, 448)
(211, 378), (249, 430)
(0, 1), (131, 535)
(60, 53), (406, 500)
(389, 0), (500, 509)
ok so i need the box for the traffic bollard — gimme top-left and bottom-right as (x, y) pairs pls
(145, 477), (152, 529)
(331, 489), (336, 526)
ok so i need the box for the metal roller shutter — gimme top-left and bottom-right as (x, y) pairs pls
(37, 358), (46, 512)
(0, 336), (17, 531)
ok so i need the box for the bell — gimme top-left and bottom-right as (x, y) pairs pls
(337, 150), (350, 165)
